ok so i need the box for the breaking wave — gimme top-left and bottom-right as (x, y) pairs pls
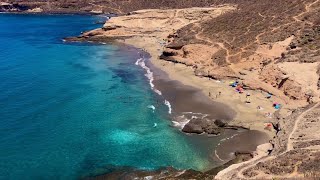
(135, 58), (162, 95)
(172, 112), (209, 129)
(135, 57), (172, 114)
(164, 100), (172, 114)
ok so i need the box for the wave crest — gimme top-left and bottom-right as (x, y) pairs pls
(136, 57), (173, 115)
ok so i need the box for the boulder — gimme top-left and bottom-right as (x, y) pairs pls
(182, 118), (221, 135)
(204, 125), (221, 135)
(214, 119), (227, 127)
(182, 119), (204, 134)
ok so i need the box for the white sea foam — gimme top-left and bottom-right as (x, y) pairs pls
(147, 105), (155, 112)
(135, 57), (176, 115)
(144, 176), (153, 180)
(220, 133), (239, 142)
(172, 119), (190, 129)
(135, 58), (162, 96)
(164, 100), (172, 114)
(182, 112), (209, 119)
(172, 112), (210, 129)
(215, 150), (224, 161)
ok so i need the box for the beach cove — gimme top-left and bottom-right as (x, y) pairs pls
(0, 13), (269, 179)
(0, 13), (226, 179)
(3, 0), (320, 178)
(63, 7), (284, 179)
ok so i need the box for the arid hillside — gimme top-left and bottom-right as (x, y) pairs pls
(1, 0), (218, 13)
(60, 0), (320, 107)
(163, 0), (320, 104)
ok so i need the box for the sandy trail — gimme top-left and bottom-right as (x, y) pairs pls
(293, 0), (319, 23)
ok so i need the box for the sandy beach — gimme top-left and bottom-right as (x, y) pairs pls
(119, 35), (281, 136)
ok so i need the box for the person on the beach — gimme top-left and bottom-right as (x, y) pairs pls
(268, 140), (274, 155)
(266, 93), (272, 99)
(272, 122), (281, 135)
(246, 97), (251, 103)
(219, 91), (221, 96)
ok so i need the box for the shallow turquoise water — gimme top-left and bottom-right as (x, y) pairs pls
(0, 14), (211, 179)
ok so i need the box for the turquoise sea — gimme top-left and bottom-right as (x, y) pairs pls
(0, 14), (215, 179)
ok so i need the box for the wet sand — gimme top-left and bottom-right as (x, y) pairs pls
(155, 79), (235, 120)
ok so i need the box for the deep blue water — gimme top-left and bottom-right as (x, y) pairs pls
(0, 14), (211, 179)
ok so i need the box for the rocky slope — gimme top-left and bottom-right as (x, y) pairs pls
(216, 103), (320, 179)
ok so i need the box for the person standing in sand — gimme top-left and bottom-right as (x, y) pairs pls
(246, 96), (251, 103)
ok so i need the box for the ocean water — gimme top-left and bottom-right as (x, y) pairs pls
(0, 14), (213, 179)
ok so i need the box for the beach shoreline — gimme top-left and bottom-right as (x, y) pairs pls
(61, 40), (272, 178)
(63, 7), (284, 177)
(74, 41), (273, 179)
(115, 42), (271, 161)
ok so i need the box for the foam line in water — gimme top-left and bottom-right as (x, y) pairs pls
(135, 57), (174, 115)
(172, 119), (190, 129)
(135, 58), (162, 96)
(164, 100), (172, 114)
(147, 105), (155, 112)
(172, 112), (211, 129)
(215, 150), (225, 161)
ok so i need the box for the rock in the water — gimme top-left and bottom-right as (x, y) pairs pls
(182, 119), (204, 134)
(182, 118), (221, 135)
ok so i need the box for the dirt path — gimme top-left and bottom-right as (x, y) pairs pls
(293, 0), (319, 23)
(192, 23), (232, 64)
(286, 102), (320, 151)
